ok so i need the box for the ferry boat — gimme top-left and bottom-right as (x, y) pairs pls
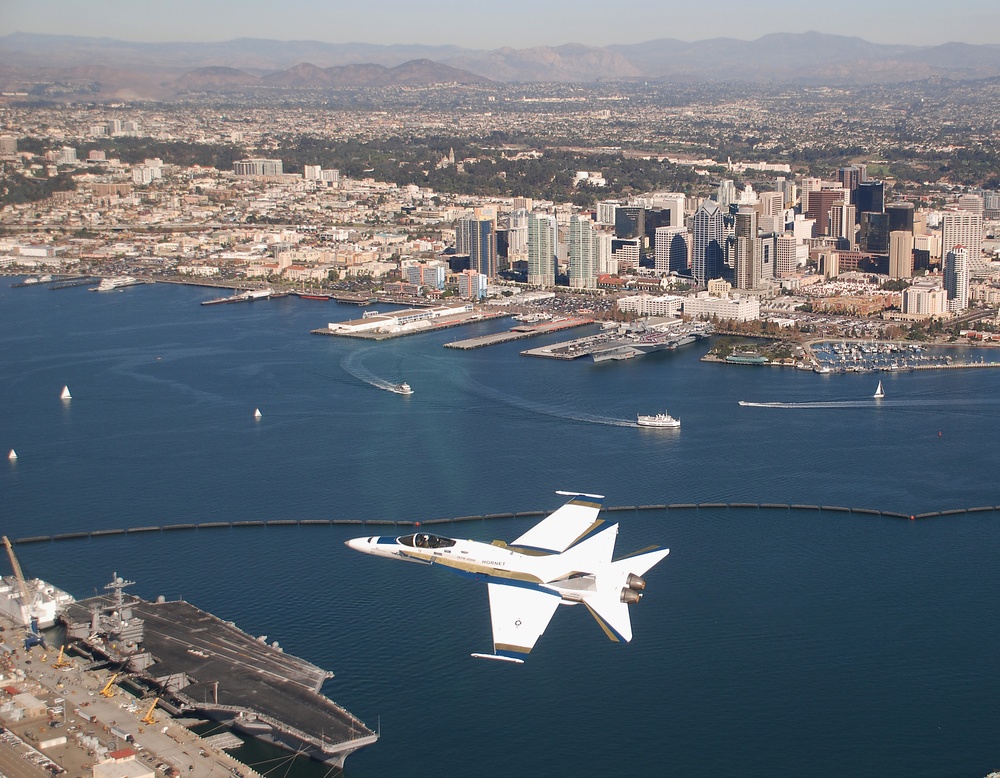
(393, 383), (413, 396)
(637, 411), (680, 428)
(91, 276), (144, 292)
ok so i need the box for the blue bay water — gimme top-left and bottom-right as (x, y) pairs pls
(2, 279), (1000, 777)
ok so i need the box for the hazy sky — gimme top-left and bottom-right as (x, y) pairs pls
(3, 0), (999, 48)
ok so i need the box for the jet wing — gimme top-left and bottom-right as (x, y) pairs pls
(472, 583), (562, 663)
(511, 491), (605, 553)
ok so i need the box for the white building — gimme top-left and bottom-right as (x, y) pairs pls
(654, 226), (689, 275)
(616, 294), (684, 317)
(902, 279), (948, 318)
(527, 213), (558, 286)
(568, 215), (598, 289)
(940, 208), (983, 277)
(944, 246), (970, 312)
(683, 291), (760, 322)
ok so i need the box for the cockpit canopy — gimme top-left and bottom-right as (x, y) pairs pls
(399, 532), (456, 549)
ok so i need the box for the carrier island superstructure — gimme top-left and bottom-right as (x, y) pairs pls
(0, 568), (376, 771)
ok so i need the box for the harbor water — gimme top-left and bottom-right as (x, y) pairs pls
(3, 279), (1000, 777)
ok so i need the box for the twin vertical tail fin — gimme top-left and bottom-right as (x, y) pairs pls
(584, 547), (670, 644)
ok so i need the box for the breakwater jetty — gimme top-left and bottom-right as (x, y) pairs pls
(12, 502), (999, 545)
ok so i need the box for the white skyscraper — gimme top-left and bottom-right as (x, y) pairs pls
(507, 209), (529, 260)
(568, 215), (598, 289)
(940, 209), (982, 275)
(944, 246), (969, 313)
(527, 213), (558, 287)
(717, 180), (737, 208)
(654, 226), (689, 275)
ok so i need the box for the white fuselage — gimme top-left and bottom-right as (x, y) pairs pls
(346, 533), (599, 601)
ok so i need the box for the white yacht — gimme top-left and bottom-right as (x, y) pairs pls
(637, 411), (680, 428)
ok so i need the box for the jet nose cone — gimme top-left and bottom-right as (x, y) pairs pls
(345, 537), (372, 553)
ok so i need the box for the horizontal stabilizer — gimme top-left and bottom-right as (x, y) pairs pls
(585, 594), (634, 643)
(615, 547), (670, 578)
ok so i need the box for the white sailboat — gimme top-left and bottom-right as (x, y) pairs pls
(7, 449), (17, 461)
(254, 408), (262, 419)
(873, 380), (885, 399)
(60, 385), (72, 400)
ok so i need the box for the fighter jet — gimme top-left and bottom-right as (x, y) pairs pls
(345, 491), (669, 663)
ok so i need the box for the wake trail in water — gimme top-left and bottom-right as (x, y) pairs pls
(739, 397), (1000, 410)
(465, 376), (637, 427)
(341, 348), (407, 394)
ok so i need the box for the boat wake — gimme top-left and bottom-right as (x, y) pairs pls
(341, 349), (408, 395)
(464, 377), (636, 427)
(739, 397), (1000, 410)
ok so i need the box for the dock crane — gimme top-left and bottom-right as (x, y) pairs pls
(2, 536), (46, 650)
(2, 536), (33, 625)
(141, 699), (158, 725)
(99, 673), (119, 698)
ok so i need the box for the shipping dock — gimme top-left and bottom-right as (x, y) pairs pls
(444, 316), (595, 350)
(522, 321), (713, 361)
(56, 574), (377, 770)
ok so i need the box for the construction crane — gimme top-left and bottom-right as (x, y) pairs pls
(52, 645), (71, 669)
(141, 699), (158, 725)
(99, 673), (119, 698)
(2, 536), (32, 626)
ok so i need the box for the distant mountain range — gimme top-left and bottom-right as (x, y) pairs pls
(3, 31), (1000, 99)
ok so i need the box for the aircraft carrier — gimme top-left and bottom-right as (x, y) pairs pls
(57, 574), (377, 769)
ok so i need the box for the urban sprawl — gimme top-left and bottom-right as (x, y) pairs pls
(3, 83), (1000, 350)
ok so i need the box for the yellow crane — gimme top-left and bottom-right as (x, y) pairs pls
(141, 699), (158, 725)
(99, 673), (119, 698)
(52, 645), (71, 669)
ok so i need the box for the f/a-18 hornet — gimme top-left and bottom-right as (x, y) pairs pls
(346, 491), (669, 663)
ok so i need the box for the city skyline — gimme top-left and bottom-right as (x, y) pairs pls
(3, 0), (1000, 49)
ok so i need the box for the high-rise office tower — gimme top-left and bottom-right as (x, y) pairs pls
(654, 226), (690, 275)
(957, 194), (984, 218)
(776, 235), (799, 277)
(776, 177), (797, 209)
(614, 206), (645, 241)
(465, 219), (497, 278)
(527, 213), (558, 286)
(506, 209), (529, 260)
(692, 200), (725, 287)
(596, 200), (619, 226)
(886, 201), (915, 233)
(829, 200), (857, 247)
(595, 228), (615, 275)
(758, 191), (784, 218)
(806, 187), (848, 236)
(734, 207), (760, 291)
(889, 231), (914, 279)
(838, 166), (864, 201)
(800, 177), (824, 213)
(855, 181), (885, 222)
(944, 246), (969, 312)
(717, 180), (737, 209)
(568, 215), (598, 289)
(940, 209), (982, 270)
(859, 212), (890, 254)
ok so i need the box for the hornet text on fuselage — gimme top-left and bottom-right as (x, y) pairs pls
(345, 492), (670, 663)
